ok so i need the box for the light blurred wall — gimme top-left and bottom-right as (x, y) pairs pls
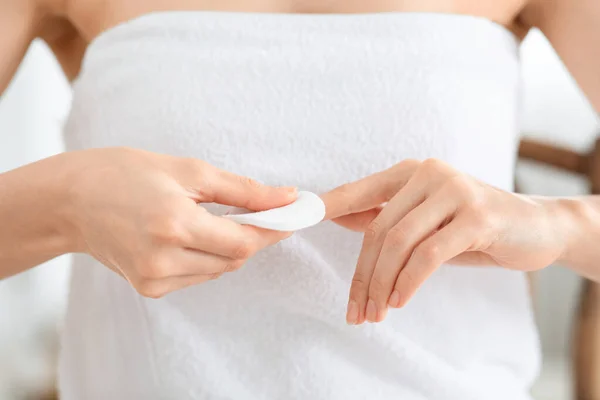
(519, 29), (599, 361)
(0, 40), (72, 398)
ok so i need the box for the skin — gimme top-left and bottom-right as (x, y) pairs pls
(0, 148), (297, 298)
(0, 0), (599, 318)
(324, 160), (600, 324)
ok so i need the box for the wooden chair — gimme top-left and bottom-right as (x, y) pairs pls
(519, 137), (600, 400)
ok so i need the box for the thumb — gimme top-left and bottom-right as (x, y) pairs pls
(202, 166), (297, 211)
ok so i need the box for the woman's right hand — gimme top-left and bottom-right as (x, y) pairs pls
(63, 147), (296, 298)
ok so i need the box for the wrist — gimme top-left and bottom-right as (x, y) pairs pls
(0, 152), (82, 271)
(35, 152), (84, 255)
(543, 196), (590, 267)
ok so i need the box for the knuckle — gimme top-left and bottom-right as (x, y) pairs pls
(335, 183), (352, 197)
(416, 242), (440, 264)
(223, 259), (245, 273)
(399, 268), (417, 291)
(463, 188), (482, 207)
(390, 158), (421, 178)
(332, 183), (360, 216)
(232, 239), (255, 260)
(184, 157), (208, 174)
(365, 220), (385, 242)
(448, 176), (479, 203)
(447, 174), (467, 189)
(398, 158), (421, 170)
(160, 220), (185, 244)
(136, 280), (167, 299)
(183, 158), (210, 186)
(351, 270), (370, 291)
(208, 272), (224, 281)
(146, 210), (186, 245)
(239, 175), (263, 190)
(369, 274), (388, 296)
(385, 226), (410, 249)
(420, 158), (445, 175)
(566, 198), (594, 219)
(459, 189), (489, 224)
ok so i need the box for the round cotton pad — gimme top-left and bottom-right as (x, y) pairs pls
(223, 191), (326, 231)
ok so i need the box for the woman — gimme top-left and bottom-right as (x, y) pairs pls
(1, 0), (599, 398)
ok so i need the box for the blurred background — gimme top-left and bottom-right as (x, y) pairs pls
(0, 29), (599, 399)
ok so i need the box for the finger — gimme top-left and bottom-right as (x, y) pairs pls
(346, 233), (379, 325)
(135, 273), (215, 299)
(161, 272), (228, 294)
(104, 263), (126, 279)
(350, 173), (429, 324)
(368, 191), (458, 321)
(242, 225), (294, 252)
(135, 248), (243, 282)
(184, 208), (290, 258)
(332, 207), (382, 232)
(211, 169), (298, 211)
(322, 159), (420, 220)
(137, 223), (291, 298)
(134, 225), (291, 298)
(181, 160), (298, 211)
(448, 251), (497, 266)
(389, 214), (475, 308)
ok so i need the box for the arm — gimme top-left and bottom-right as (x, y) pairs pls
(0, 0), (67, 277)
(0, 0), (37, 93)
(0, 2), (296, 295)
(549, 196), (600, 281)
(0, 149), (295, 283)
(0, 156), (76, 277)
(519, 0), (600, 280)
(320, 1), (600, 324)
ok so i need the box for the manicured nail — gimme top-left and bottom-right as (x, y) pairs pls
(366, 299), (377, 322)
(346, 300), (359, 325)
(389, 290), (401, 308)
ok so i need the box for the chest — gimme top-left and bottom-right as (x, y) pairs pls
(65, 0), (526, 41)
(66, 13), (520, 192)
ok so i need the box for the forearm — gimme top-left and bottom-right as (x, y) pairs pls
(549, 196), (600, 281)
(0, 153), (76, 278)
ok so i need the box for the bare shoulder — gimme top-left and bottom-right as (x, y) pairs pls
(518, 0), (598, 30)
(518, 0), (600, 110)
(33, 0), (89, 81)
(0, 0), (87, 82)
(0, 0), (36, 15)
(0, 0), (36, 30)
(0, 0), (38, 92)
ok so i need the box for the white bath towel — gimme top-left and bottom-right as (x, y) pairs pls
(60, 12), (540, 400)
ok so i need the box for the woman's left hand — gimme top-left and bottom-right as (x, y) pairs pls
(322, 158), (569, 325)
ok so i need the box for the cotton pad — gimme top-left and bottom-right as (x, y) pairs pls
(223, 191), (326, 231)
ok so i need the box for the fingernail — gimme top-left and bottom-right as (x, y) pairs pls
(280, 186), (298, 195)
(346, 300), (359, 325)
(389, 290), (401, 308)
(366, 299), (377, 322)
(379, 307), (388, 321)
